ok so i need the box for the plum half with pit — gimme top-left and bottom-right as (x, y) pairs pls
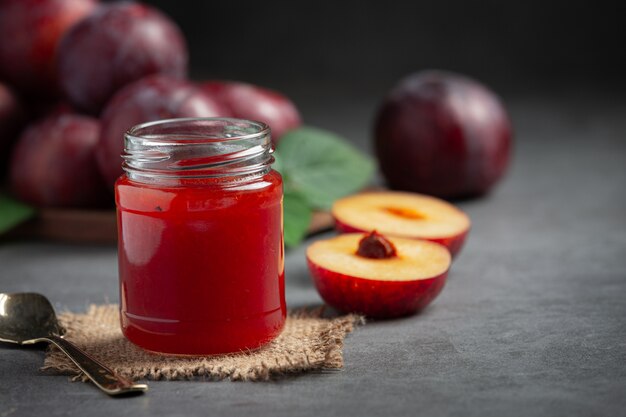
(0, 0), (97, 97)
(96, 75), (227, 188)
(57, 1), (188, 113)
(200, 81), (301, 142)
(10, 113), (107, 207)
(374, 70), (512, 199)
(307, 232), (451, 318)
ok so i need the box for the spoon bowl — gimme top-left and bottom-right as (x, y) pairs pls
(0, 293), (63, 343)
(0, 292), (147, 396)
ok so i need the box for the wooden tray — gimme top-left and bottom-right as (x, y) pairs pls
(7, 208), (335, 244)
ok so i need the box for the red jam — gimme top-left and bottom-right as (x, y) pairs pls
(115, 118), (285, 355)
(116, 172), (285, 355)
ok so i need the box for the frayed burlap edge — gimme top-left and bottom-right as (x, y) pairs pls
(42, 304), (363, 382)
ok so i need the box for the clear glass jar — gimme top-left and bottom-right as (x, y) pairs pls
(115, 118), (285, 355)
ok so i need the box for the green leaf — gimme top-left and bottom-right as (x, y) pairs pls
(275, 126), (375, 248)
(283, 190), (312, 248)
(276, 127), (374, 210)
(0, 194), (35, 234)
(272, 150), (284, 176)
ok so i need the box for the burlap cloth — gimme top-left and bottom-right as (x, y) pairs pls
(42, 304), (362, 381)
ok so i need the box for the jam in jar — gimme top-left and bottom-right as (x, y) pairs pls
(115, 118), (285, 355)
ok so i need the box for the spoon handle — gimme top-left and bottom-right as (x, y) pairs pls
(34, 335), (148, 396)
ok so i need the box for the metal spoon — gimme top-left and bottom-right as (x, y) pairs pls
(0, 292), (148, 396)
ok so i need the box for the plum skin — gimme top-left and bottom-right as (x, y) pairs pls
(0, 83), (27, 171)
(0, 0), (97, 96)
(200, 81), (301, 142)
(57, 2), (188, 113)
(9, 113), (107, 207)
(374, 70), (512, 199)
(307, 257), (448, 319)
(96, 75), (226, 188)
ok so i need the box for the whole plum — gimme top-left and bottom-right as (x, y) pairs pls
(374, 70), (512, 199)
(10, 113), (107, 207)
(57, 2), (188, 113)
(200, 81), (301, 142)
(0, 0), (97, 96)
(96, 75), (227, 188)
(0, 82), (26, 171)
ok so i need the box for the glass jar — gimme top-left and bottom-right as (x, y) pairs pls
(115, 118), (285, 355)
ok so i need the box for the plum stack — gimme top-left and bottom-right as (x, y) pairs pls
(0, 0), (301, 208)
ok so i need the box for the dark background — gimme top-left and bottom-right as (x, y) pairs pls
(146, 0), (625, 97)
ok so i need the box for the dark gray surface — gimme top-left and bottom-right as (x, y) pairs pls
(1, 95), (625, 416)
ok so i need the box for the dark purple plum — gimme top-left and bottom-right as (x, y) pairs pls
(10, 113), (107, 207)
(374, 70), (512, 199)
(200, 81), (301, 142)
(96, 75), (228, 188)
(0, 82), (27, 171)
(57, 2), (188, 113)
(0, 0), (97, 97)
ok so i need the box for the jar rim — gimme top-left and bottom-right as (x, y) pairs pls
(126, 117), (271, 144)
(122, 117), (274, 183)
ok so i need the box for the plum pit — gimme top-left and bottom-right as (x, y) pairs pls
(356, 231), (397, 259)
